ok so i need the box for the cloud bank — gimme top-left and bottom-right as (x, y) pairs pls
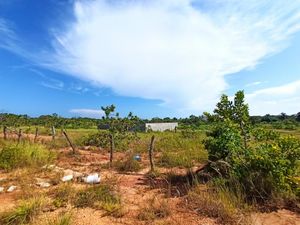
(247, 80), (300, 115)
(69, 108), (104, 118)
(44, 0), (300, 114)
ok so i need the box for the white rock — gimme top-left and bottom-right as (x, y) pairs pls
(0, 187), (4, 193)
(83, 173), (101, 184)
(61, 175), (73, 182)
(36, 182), (51, 188)
(7, 186), (17, 192)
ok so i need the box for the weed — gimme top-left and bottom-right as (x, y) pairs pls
(0, 197), (44, 225)
(114, 152), (141, 172)
(47, 212), (72, 225)
(73, 184), (122, 216)
(52, 183), (75, 208)
(0, 141), (55, 171)
(137, 198), (171, 221)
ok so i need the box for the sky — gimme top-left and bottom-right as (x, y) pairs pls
(0, 0), (300, 119)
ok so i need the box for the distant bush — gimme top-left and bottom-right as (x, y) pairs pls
(0, 141), (55, 171)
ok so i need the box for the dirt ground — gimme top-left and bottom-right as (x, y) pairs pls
(0, 147), (300, 225)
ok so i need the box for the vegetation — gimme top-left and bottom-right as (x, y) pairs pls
(0, 141), (55, 171)
(203, 91), (300, 203)
(0, 197), (45, 225)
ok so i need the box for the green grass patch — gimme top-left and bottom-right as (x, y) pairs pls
(0, 141), (55, 171)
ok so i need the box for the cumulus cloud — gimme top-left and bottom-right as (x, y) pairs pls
(247, 80), (300, 115)
(42, 0), (300, 114)
(69, 108), (104, 118)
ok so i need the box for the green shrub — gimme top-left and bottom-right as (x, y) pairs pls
(0, 141), (55, 171)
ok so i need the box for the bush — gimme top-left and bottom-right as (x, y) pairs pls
(0, 141), (55, 171)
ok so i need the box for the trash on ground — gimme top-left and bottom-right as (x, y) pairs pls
(134, 154), (142, 161)
(7, 186), (17, 192)
(61, 175), (73, 182)
(0, 187), (4, 193)
(83, 173), (101, 184)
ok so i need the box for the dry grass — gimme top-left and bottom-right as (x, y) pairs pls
(187, 184), (250, 225)
(137, 197), (171, 221)
(0, 197), (46, 225)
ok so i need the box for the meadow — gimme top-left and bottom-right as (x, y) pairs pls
(0, 93), (300, 225)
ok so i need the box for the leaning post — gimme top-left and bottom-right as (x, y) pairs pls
(149, 135), (155, 172)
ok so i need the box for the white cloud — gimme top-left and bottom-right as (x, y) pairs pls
(247, 80), (300, 115)
(42, 0), (300, 114)
(69, 108), (104, 118)
(1, 1), (300, 115)
(246, 81), (263, 87)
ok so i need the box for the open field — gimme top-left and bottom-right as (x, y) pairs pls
(0, 125), (299, 225)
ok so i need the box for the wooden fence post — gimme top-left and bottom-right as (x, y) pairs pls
(109, 134), (115, 168)
(149, 135), (155, 172)
(34, 127), (39, 143)
(51, 126), (56, 141)
(62, 130), (76, 154)
(3, 126), (7, 140)
(17, 129), (22, 143)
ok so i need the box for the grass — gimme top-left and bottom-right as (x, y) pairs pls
(0, 197), (45, 225)
(187, 183), (250, 225)
(114, 152), (142, 172)
(137, 198), (171, 221)
(73, 184), (122, 216)
(47, 212), (72, 225)
(52, 183), (76, 208)
(0, 141), (55, 171)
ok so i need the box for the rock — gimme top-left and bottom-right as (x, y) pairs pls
(7, 186), (17, 192)
(0, 187), (4, 193)
(0, 177), (6, 182)
(61, 175), (73, 182)
(36, 179), (51, 188)
(63, 169), (83, 179)
(83, 173), (101, 184)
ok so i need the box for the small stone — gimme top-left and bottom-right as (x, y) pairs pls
(7, 186), (17, 192)
(0, 187), (4, 193)
(61, 175), (73, 182)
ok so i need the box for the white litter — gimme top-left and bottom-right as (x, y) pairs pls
(7, 186), (17, 192)
(83, 173), (101, 184)
(61, 175), (73, 182)
(0, 187), (4, 193)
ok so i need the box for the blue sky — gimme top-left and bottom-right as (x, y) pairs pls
(0, 0), (300, 118)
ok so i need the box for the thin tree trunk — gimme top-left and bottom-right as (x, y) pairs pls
(17, 129), (22, 143)
(109, 134), (114, 168)
(149, 135), (155, 172)
(62, 130), (76, 154)
(34, 127), (39, 143)
(3, 126), (7, 140)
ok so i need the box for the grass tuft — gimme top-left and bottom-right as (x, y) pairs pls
(0, 197), (44, 225)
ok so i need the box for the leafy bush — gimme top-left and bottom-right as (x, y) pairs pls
(0, 141), (55, 171)
(204, 91), (300, 202)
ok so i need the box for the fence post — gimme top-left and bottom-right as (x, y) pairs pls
(62, 130), (76, 154)
(3, 126), (7, 140)
(51, 126), (56, 141)
(17, 129), (22, 143)
(109, 134), (114, 168)
(149, 135), (155, 172)
(34, 127), (39, 143)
